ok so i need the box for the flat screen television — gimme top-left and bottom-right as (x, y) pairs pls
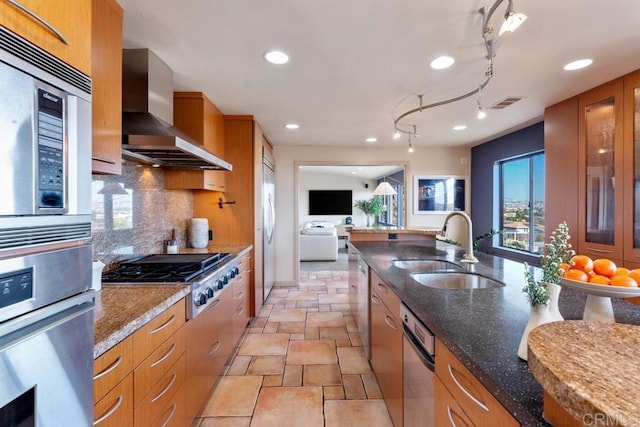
(308, 190), (352, 215)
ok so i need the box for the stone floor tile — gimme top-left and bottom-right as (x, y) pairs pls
(319, 304), (331, 312)
(201, 376), (262, 416)
(344, 315), (358, 332)
(226, 355), (252, 376)
(318, 293), (349, 304)
(306, 311), (345, 327)
(337, 347), (372, 374)
(276, 321), (305, 334)
(319, 326), (350, 340)
(349, 332), (363, 346)
(262, 375), (283, 387)
(282, 364), (303, 386)
(262, 322), (279, 333)
(257, 304), (273, 317)
(289, 333), (305, 340)
(330, 303), (352, 312)
(284, 301), (297, 309)
(335, 339), (353, 347)
(252, 317), (267, 328)
(295, 300), (319, 308)
(251, 387), (323, 427)
(361, 373), (383, 399)
(248, 327), (264, 334)
(303, 364), (342, 386)
(286, 290), (319, 301)
(268, 307), (307, 322)
(305, 326), (319, 340)
(324, 399), (393, 426)
(323, 385), (345, 400)
(238, 333), (289, 356)
(268, 289), (290, 298)
(246, 355), (285, 375)
(287, 340), (337, 365)
(199, 417), (251, 427)
(342, 374), (367, 399)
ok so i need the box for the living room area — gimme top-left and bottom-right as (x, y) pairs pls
(297, 164), (405, 272)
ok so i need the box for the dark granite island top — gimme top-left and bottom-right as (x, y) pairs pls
(348, 239), (640, 426)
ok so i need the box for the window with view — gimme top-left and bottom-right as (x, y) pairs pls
(499, 152), (545, 254)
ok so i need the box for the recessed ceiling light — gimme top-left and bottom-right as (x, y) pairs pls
(453, 125), (467, 131)
(430, 56), (455, 70)
(285, 123), (299, 130)
(366, 137), (377, 143)
(563, 59), (593, 71)
(264, 50), (289, 65)
(351, 171), (357, 174)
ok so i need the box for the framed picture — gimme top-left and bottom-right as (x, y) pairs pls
(414, 176), (466, 214)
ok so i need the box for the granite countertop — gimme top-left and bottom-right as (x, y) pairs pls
(348, 239), (640, 426)
(94, 244), (252, 359)
(528, 321), (640, 423)
(350, 226), (440, 235)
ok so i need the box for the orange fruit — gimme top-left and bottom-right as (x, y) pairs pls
(559, 262), (570, 273)
(564, 268), (589, 282)
(610, 274), (638, 287)
(629, 269), (640, 285)
(570, 255), (594, 273)
(589, 274), (611, 285)
(593, 258), (617, 277)
(614, 267), (630, 276)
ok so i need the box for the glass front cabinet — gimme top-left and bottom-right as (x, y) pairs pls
(623, 71), (640, 265)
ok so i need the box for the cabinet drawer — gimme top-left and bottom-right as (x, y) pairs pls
(370, 270), (400, 315)
(435, 340), (518, 427)
(232, 295), (250, 346)
(94, 336), (133, 404)
(434, 375), (475, 427)
(237, 254), (251, 272)
(152, 383), (186, 427)
(134, 353), (186, 427)
(133, 301), (185, 366)
(94, 373), (134, 427)
(134, 325), (185, 407)
(0, 0), (92, 75)
(232, 274), (249, 299)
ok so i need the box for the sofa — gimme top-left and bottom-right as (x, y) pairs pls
(299, 221), (339, 261)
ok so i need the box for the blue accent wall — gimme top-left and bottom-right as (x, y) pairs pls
(471, 122), (544, 261)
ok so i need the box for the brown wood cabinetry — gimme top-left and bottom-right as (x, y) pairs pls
(166, 92), (226, 191)
(434, 339), (519, 427)
(231, 253), (251, 346)
(93, 300), (187, 427)
(369, 270), (403, 427)
(434, 375), (475, 427)
(0, 0), (92, 75)
(91, 0), (123, 174)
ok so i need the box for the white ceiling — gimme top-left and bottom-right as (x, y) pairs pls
(300, 165), (402, 180)
(118, 0), (640, 149)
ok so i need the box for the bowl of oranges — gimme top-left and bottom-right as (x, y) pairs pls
(560, 255), (640, 322)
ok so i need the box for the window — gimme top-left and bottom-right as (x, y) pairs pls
(498, 152), (545, 254)
(377, 185), (404, 227)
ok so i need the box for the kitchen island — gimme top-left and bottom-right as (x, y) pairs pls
(349, 239), (640, 426)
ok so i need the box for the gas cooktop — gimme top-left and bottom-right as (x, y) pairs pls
(102, 253), (231, 283)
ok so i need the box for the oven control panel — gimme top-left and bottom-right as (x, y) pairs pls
(36, 89), (65, 211)
(189, 259), (239, 319)
(0, 268), (33, 310)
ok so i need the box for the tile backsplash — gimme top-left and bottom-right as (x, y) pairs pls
(91, 160), (193, 267)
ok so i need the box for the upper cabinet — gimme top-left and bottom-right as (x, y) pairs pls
(578, 79), (624, 262)
(623, 71), (640, 263)
(91, 0), (123, 175)
(0, 0), (92, 76)
(165, 92), (226, 191)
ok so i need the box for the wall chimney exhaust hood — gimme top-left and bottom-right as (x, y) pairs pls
(121, 49), (232, 171)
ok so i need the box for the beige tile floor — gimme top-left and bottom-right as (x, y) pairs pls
(195, 270), (394, 427)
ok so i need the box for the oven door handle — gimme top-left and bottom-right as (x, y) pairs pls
(403, 324), (435, 371)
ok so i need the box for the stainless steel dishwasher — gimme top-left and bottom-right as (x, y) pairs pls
(401, 303), (436, 427)
(357, 255), (370, 359)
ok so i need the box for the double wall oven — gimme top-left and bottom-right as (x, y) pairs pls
(0, 25), (94, 427)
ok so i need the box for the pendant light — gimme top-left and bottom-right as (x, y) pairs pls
(373, 178), (397, 196)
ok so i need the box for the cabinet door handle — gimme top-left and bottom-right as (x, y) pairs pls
(208, 340), (221, 356)
(93, 355), (122, 380)
(94, 395), (123, 425)
(151, 373), (177, 403)
(5, 0), (69, 45)
(585, 247), (612, 254)
(376, 282), (388, 293)
(384, 314), (398, 330)
(234, 290), (244, 300)
(150, 314), (176, 335)
(447, 364), (489, 412)
(92, 156), (116, 165)
(446, 405), (458, 427)
(235, 306), (244, 316)
(370, 294), (381, 305)
(160, 403), (177, 427)
(151, 343), (176, 368)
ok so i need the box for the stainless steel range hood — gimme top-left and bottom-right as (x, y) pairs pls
(121, 49), (232, 171)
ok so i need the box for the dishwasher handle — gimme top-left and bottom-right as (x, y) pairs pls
(403, 324), (435, 371)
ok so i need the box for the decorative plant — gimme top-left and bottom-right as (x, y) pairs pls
(523, 221), (574, 306)
(354, 196), (383, 226)
(437, 229), (504, 252)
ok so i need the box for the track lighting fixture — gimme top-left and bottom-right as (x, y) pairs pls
(476, 86), (487, 119)
(499, 0), (527, 36)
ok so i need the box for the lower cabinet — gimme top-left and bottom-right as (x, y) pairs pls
(434, 339), (519, 427)
(370, 271), (403, 427)
(94, 373), (134, 426)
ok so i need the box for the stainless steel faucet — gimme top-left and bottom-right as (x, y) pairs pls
(440, 211), (479, 263)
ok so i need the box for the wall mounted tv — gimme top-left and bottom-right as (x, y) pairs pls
(308, 190), (353, 215)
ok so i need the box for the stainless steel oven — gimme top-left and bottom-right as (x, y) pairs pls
(401, 303), (436, 427)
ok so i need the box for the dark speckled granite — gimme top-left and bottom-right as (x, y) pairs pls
(349, 239), (640, 427)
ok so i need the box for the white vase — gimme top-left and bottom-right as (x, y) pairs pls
(517, 304), (554, 361)
(546, 282), (564, 322)
(189, 218), (209, 249)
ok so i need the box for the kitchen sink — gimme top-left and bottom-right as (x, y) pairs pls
(392, 259), (461, 272)
(410, 272), (505, 289)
